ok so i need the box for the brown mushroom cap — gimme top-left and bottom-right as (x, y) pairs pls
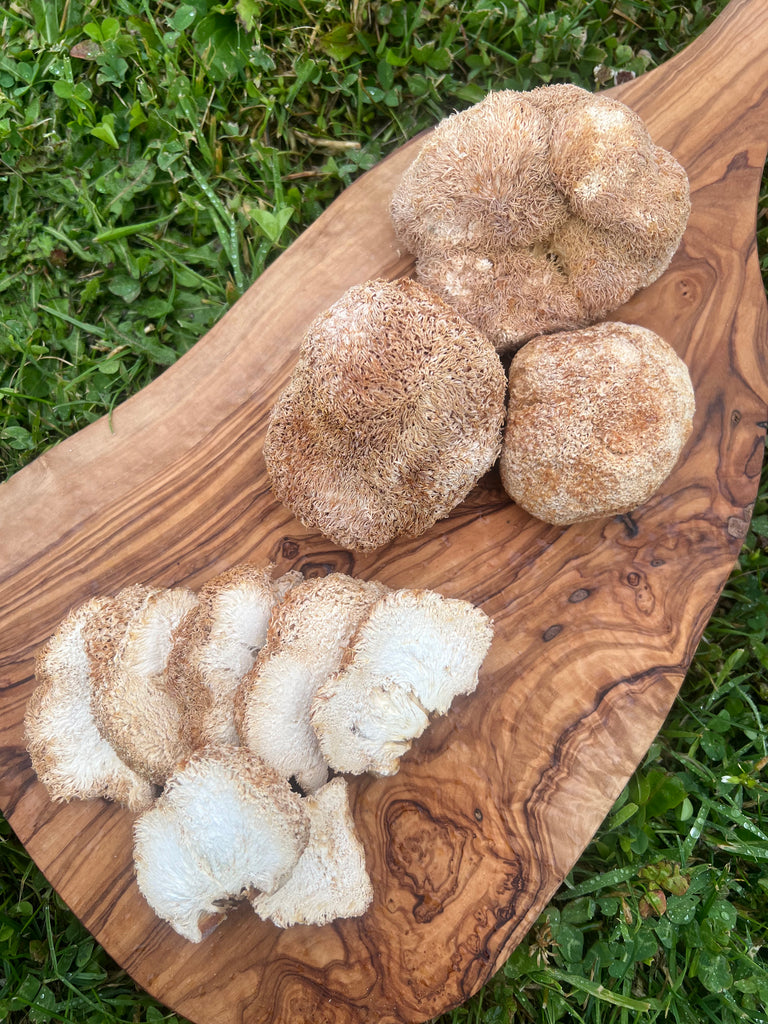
(499, 321), (696, 524)
(391, 86), (691, 352)
(235, 573), (388, 793)
(264, 277), (507, 551)
(165, 564), (303, 750)
(24, 597), (156, 811)
(252, 777), (373, 927)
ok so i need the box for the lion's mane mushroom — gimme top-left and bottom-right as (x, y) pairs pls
(165, 564), (303, 750)
(24, 597), (155, 811)
(133, 745), (309, 942)
(390, 86), (691, 353)
(252, 777), (373, 927)
(311, 589), (494, 775)
(264, 277), (507, 552)
(235, 573), (388, 793)
(499, 321), (696, 525)
(90, 585), (199, 786)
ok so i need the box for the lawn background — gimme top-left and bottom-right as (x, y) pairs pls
(1, 1), (766, 1022)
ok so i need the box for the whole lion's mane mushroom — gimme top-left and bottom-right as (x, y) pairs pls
(390, 85), (691, 353)
(264, 276), (507, 551)
(499, 321), (696, 525)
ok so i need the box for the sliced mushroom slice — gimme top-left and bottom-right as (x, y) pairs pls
(24, 597), (155, 811)
(235, 573), (388, 792)
(90, 586), (199, 786)
(311, 589), (494, 775)
(133, 746), (309, 942)
(166, 564), (303, 749)
(252, 776), (373, 928)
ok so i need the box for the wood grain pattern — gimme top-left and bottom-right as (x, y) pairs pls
(2, 2), (768, 1021)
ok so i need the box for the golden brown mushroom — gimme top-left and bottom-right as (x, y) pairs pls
(499, 321), (696, 524)
(391, 86), (690, 353)
(264, 277), (506, 551)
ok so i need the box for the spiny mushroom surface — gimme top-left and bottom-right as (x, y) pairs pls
(499, 321), (696, 524)
(390, 85), (691, 353)
(311, 589), (494, 775)
(90, 586), (199, 786)
(235, 573), (388, 793)
(264, 276), (507, 551)
(165, 564), (303, 750)
(252, 777), (373, 927)
(24, 597), (155, 812)
(133, 746), (309, 942)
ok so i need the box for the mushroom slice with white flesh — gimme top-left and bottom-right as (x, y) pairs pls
(133, 746), (310, 942)
(24, 596), (155, 811)
(235, 573), (388, 793)
(90, 585), (199, 786)
(165, 563), (304, 749)
(252, 777), (373, 927)
(311, 589), (494, 776)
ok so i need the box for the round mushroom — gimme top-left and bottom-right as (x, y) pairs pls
(264, 276), (507, 552)
(499, 321), (696, 525)
(391, 85), (691, 353)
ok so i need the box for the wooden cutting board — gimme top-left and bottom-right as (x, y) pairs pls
(1, 2), (768, 1021)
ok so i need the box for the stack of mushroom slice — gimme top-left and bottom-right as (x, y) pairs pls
(234, 573), (389, 793)
(235, 574), (494, 786)
(26, 565), (495, 937)
(25, 564), (300, 802)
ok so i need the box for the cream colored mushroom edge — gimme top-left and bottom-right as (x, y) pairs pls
(25, 567), (494, 939)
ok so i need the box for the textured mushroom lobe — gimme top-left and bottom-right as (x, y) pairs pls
(133, 746), (309, 942)
(252, 777), (373, 927)
(311, 588), (494, 775)
(165, 564), (303, 749)
(391, 85), (691, 352)
(235, 573), (388, 792)
(90, 586), (199, 786)
(499, 321), (696, 524)
(264, 277), (506, 551)
(24, 598), (155, 811)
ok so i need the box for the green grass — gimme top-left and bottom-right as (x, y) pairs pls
(1, 1), (766, 1022)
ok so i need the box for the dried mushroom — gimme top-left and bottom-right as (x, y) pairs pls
(235, 573), (388, 793)
(252, 777), (373, 927)
(311, 589), (494, 775)
(264, 276), (506, 551)
(391, 86), (690, 352)
(24, 597), (155, 812)
(133, 746), (309, 942)
(499, 321), (696, 524)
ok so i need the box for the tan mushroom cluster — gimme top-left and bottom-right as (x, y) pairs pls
(390, 85), (691, 353)
(264, 276), (507, 552)
(25, 566), (493, 940)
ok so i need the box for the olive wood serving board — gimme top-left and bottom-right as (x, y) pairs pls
(2, 1), (768, 1021)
